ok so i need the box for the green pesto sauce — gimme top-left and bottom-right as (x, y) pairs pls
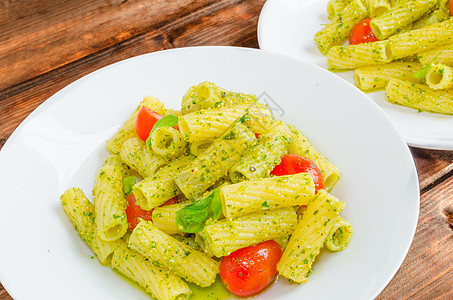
(189, 276), (231, 300)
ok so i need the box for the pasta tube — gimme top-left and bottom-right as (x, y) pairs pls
(386, 79), (453, 115)
(364, 0), (391, 17)
(133, 154), (195, 211)
(417, 44), (453, 67)
(199, 207), (298, 257)
(288, 125), (340, 191)
(111, 242), (191, 300)
(327, 40), (393, 70)
(277, 190), (345, 283)
(189, 140), (212, 156)
(389, 19), (453, 60)
(411, 8), (450, 30)
(175, 122), (257, 200)
(93, 164), (128, 242)
(315, 0), (368, 55)
(129, 221), (219, 287)
(221, 173), (315, 221)
(327, 0), (352, 20)
(229, 120), (292, 182)
(106, 96), (165, 154)
(370, 0), (437, 40)
(60, 188), (121, 265)
(103, 154), (130, 180)
(325, 216), (353, 251)
(179, 103), (272, 143)
(119, 137), (167, 178)
(353, 62), (423, 91)
(181, 81), (257, 114)
(149, 126), (187, 160)
(426, 63), (453, 90)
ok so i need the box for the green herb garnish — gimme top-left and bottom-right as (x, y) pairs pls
(175, 189), (221, 233)
(413, 53), (441, 79)
(238, 113), (251, 124)
(123, 176), (136, 195)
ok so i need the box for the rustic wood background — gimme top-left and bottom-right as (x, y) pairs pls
(1, 0), (452, 299)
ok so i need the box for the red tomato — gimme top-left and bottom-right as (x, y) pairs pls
(255, 133), (260, 139)
(219, 241), (282, 297)
(271, 154), (325, 192)
(450, 0), (453, 16)
(135, 107), (162, 142)
(349, 18), (379, 45)
(126, 194), (179, 231)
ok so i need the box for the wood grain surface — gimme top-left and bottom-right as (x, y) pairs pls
(1, 1), (452, 299)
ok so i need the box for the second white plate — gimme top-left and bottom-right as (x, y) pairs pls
(258, 0), (453, 150)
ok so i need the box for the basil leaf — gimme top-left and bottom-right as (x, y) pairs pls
(209, 189), (222, 220)
(177, 207), (209, 233)
(413, 53), (441, 79)
(123, 176), (136, 195)
(176, 189), (222, 233)
(145, 114), (179, 147)
(238, 113), (251, 124)
(413, 65), (430, 79)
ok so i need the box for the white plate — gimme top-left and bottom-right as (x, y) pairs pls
(0, 47), (418, 300)
(258, 0), (453, 150)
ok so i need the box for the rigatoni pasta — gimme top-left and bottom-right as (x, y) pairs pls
(60, 188), (121, 265)
(364, 0), (391, 17)
(181, 81), (257, 114)
(175, 122), (256, 199)
(61, 82), (351, 298)
(288, 125), (340, 191)
(353, 62), (423, 91)
(316, 0), (453, 114)
(221, 173), (315, 220)
(132, 154), (195, 210)
(93, 164), (128, 242)
(389, 19), (453, 60)
(315, 0), (368, 55)
(119, 137), (167, 178)
(129, 221), (219, 287)
(417, 44), (453, 67)
(327, 40), (393, 70)
(386, 79), (453, 115)
(426, 63), (453, 90)
(199, 207), (298, 257)
(369, 0), (437, 40)
(277, 190), (345, 283)
(178, 103), (272, 143)
(149, 126), (187, 160)
(111, 242), (192, 300)
(228, 120), (292, 182)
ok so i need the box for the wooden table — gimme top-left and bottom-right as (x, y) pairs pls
(0, 1), (452, 299)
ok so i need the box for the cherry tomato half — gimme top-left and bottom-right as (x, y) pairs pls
(349, 18), (379, 45)
(271, 154), (325, 192)
(135, 106), (163, 142)
(126, 194), (179, 231)
(219, 240), (283, 297)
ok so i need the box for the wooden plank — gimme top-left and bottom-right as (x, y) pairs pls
(410, 148), (453, 191)
(0, 282), (10, 300)
(0, 0), (219, 91)
(377, 175), (453, 299)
